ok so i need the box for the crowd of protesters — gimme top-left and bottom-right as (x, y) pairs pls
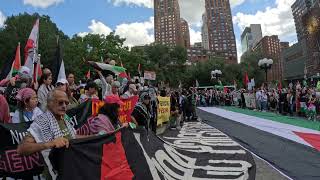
(0, 59), (204, 179)
(0, 61), (200, 133)
(195, 81), (320, 121)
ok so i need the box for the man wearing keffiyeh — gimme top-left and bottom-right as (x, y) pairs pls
(17, 89), (89, 179)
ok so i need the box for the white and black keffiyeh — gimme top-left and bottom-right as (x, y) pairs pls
(28, 111), (76, 143)
(27, 111), (76, 179)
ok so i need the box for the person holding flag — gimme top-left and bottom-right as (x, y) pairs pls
(24, 19), (40, 84)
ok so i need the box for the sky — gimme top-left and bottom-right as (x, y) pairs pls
(0, 0), (298, 61)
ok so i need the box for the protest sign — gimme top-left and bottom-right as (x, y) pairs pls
(143, 71), (156, 80)
(157, 96), (170, 125)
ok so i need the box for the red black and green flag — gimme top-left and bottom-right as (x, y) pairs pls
(49, 125), (256, 180)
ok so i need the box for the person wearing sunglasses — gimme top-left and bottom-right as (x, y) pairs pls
(56, 79), (79, 110)
(17, 89), (88, 179)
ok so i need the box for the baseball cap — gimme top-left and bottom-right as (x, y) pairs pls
(56, 79), (68, 85)
(104, 95), (124, 105)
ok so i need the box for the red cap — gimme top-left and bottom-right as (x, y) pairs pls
(104, 95), (124, 106)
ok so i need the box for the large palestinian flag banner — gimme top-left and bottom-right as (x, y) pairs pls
(199, 107), (320, 180)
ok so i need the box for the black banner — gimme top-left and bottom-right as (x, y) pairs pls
(50, 122), (256, 180)
(0, 122), (45, 178)
(0, 100), (92, 178)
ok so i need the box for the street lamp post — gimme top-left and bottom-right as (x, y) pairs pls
(211, 70), (222, 85)
(258, 58), (273, 82)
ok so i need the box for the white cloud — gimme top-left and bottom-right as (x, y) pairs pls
(189, 28), (201, 45)
(233, 0), (297, 41)
(108, 0), (153, 8)
(78, 18), (154, 47)
(115, 17), (154, 47)
(23, 0), (64, 8)
(0, 11), (6, 28)
(230, 0), (246, 8)
(89, 20), (113, 35)
(179, 0), (205, 26)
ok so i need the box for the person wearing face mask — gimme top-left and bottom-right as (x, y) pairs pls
(12, 88), (43, 123)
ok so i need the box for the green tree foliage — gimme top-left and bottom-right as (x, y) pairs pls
(0, 13), (67, 68)
(63, 33), (128, 79)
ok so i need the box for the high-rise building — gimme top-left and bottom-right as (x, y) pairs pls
(241, 24), (263, 53)
(204, 0), (237, 64)
(292, 0), (319, 41)
(154, 0), (182, 47)
(201, 13), (209, 50)
(253, 35), (283, 81)
(180, 18), (190, 48)
(301, 6), (320, 76)
(281, 40), (308, 80)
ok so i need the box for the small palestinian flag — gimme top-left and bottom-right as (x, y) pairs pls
(88, 61), (126, 75)
(8, 43), (21, 78)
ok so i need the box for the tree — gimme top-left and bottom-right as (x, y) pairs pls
(0, 13), (67, 69)
(63, 33), (131, 79)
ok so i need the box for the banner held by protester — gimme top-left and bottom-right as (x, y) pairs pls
(49, 122), (256, 180)
(91, 96), (138, 123)
(0, 100), (93, 178)
(157, 96), (170, 125)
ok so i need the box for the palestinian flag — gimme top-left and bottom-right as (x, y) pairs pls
(199, 107), (320, 180)
(24, 19), (39, 77)
(35, 58), (42, 80)
(86, 70), (91, 80)
(119, 61), (128, 78)
(9, 43), (21, 78)
(88, 61), (126, 76)
(0, 43), (21, 82)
